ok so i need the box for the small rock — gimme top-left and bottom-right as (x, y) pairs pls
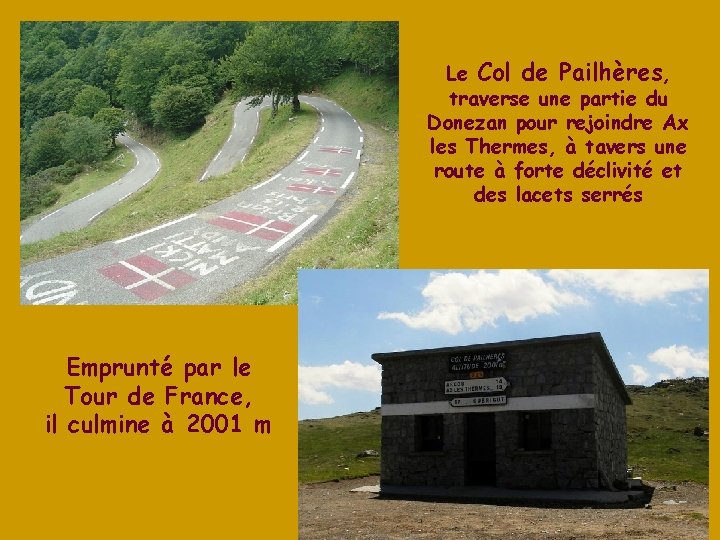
(356, 449), (380, 458)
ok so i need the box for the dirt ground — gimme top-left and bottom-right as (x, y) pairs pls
(299, 476), (708, 540)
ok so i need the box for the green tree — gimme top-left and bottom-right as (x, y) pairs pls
(58, 45), (107, 89)
(116, 37), (167, 124)
(22, 120), (66, 175)
(157, 39), (219, 100)
(93, 107), (127, 146)
(20, 30), (69, 90)
(225, 22), (339, 115)
(21, 54), (65, 87)
(21, 112), (110, 175)
(349, 22), (399, 76)
(102, 48), (124, 103)
(21, 77), (85, 129)
(62, 116), (110, 163)
(71, 85), (111, 117)
(151, 84), (212, 132)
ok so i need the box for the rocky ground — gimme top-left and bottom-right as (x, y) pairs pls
(299, 476), (708, 540)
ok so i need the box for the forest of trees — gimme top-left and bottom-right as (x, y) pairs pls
(20, 21), (398, 218)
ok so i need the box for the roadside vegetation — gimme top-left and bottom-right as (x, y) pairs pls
(51, 147), (132, 209)
(626, 377), (708, 484)
(298, 378), (709, 485)
(299, 411), (382, 484)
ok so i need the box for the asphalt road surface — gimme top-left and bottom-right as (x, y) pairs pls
(200, 97), (270, 180)
(20, 133), (161, 244)
(20, 96), (363, 305)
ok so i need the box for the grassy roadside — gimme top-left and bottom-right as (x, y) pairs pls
(321, 70), (398, 130)
(54, 147), (133, 208)
(299, 411), (382, 483)
(20, 98), (317, 264)
(20, 146), (133, 227)
(219, 71), (399, 304)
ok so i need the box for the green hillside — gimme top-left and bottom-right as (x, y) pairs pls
(299, 378), (709, 485)
(299, 411), (382, 484)
(626, 377), (708, 484)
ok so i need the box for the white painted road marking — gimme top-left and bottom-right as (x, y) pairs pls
(39, 207), (63, 222)
(217, 214), (290, 236)
(114, 214), (198, 245)
(341, 172), (356, 189)
(297, 150), (309, 162)
(267, 214), (318, 253)
(252, 173), (281, 190)
(119, 260), (177, 291)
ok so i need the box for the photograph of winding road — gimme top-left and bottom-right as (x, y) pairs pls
(20, 21), (398, 305)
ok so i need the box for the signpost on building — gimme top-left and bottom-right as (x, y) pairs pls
(450, 395), (508, 407)
(444, 377), (509, 394)
(448, 350), (507, 372)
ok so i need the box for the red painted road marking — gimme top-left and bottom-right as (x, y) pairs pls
(99, 254), (194, 301)
(209, 211), (295, 241)
(319, 146), (352, 155)
(287, 184), (337, 195)
(302, 166), (343, 177)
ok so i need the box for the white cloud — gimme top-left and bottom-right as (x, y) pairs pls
(377, 270), (585, 334)
(647, 345), (708, 378)
(628, 364), (650, 384)
(298, 361), (381, 405)
(548, 269), (708, 304)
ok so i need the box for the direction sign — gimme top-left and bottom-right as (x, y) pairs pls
(450, 395), (507, 407)
(444, 377), (509, 395)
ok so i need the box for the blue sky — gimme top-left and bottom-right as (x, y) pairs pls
(298, 269), (708, 420)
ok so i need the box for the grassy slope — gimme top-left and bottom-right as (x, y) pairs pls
(298, 378), (709, 485)
(55, 147), (133, 207)
(21, 146), (133, 227)
(21, 98), (317, 264)
(626, 378), (708, 484)
(299, 411), (382, 483)
(219, 70), (399, 304)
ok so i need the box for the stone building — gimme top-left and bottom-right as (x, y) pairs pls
(371, 333), (630, 490)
